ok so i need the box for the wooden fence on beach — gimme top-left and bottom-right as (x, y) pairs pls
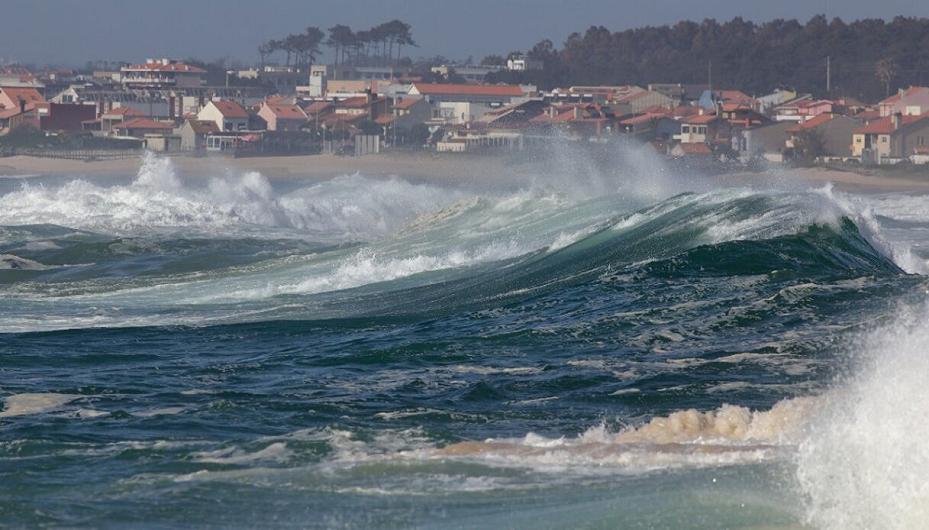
(0, 148), (145, 161)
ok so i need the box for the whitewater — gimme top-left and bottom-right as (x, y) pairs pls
(2, 150), (929, 528)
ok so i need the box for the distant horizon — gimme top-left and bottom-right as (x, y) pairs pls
(3, 0), (929, 68)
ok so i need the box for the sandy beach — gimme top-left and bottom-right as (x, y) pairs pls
(2, 151), (929, 194)
(0, 152), (528, 186)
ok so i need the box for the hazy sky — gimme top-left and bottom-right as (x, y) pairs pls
(4, 0), (929, 66)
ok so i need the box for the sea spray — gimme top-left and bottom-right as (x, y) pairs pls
(795, 302), (929, 529)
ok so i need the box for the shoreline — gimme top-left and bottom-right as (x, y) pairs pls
(2, 151), (929, 194)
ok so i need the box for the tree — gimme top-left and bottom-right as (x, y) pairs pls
(326, 25), (355, 66)
(876, 57), (898, 97)
(301, 26), (325, 68)
(481, 55), (506, 66)
(258, 41), (274, 68)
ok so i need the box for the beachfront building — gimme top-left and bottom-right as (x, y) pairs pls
(851, 113), (929, 164)
(197, 100), (249, 132)
(732, 121), (793, 163)
(784, 114), (862, 160)
(388, 97), (431, 132)
(112, 118), (174, 139)
(675, 114), (726, 144)
(176, 119), (220, 151)
(120, 59), (206, 89)
(409, 83), (526, 125)
(257, 101), (307, 132)
(878, 86), (929, 117)
(0, 86), (46, 133)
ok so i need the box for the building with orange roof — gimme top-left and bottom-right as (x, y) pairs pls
(258, 101), (307, 132)
(676, 112), (729, 145)
(0, 87), (45, 114)
(851, 112), (929, 162)
(112, 118), (174, 138)
(878, 86), (929, 117)
(0, 87), (46, 132)
(197, 100), (249, 132)
(784, 114), (862, 159)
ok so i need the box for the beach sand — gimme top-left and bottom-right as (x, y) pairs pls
(2, 152), (929, 194)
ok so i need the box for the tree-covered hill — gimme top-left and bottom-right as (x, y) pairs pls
(488, 16), (929, 102)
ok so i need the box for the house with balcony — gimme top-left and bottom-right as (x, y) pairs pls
(409, 83), (526, 125)
(852, 113), (929, 164)
(120, 59), (206, 89)
(675, 113), (727, 145)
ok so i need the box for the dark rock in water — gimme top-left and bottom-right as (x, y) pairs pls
(0, 254), (47, 270)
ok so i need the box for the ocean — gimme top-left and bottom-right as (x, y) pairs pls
(1, 151), (928, 528)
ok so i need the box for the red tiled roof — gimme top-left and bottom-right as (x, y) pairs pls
(673, 105), (700, 117)
(0, 107), (23, 119)
(854, 114), (929, 134)
(721, 102), (754, 112)
(116, 118), (174, 130)
(880, 86), (929, 106)
(787, 113), (835, 132)
(263, 102), (307, 120)
(123, 61), (206, 73)
(392, 97), (423, 110)
(620, 112), (667, 126)
(102, 106), (146, 118)
(683, 114), (720, 124)
(0, 87), (45, 110)
(717, 90), (753, 103)
(303, 102), (333, 114)
(209, 100), (248, 119)
(413, 83), (523, 97)
(186, 119), (219, 134)
(339, 96), (382, 108)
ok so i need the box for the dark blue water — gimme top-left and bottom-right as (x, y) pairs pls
(2, 158), (928, 528)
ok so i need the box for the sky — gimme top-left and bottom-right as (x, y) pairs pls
(3, 0), (929, 67)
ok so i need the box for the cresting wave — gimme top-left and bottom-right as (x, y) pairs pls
(0, 153), (464, 241)
(0, 162), (922, 333)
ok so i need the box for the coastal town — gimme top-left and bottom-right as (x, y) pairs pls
(2, 25), (929, 168)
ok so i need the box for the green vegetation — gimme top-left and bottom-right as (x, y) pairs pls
(487, 16), (929, 101)
(260, 20), (416, 69)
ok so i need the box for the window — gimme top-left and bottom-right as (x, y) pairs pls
(682, 125), (690, 133)
(856, 137), (862, 143)
(881, 136), (888, 143)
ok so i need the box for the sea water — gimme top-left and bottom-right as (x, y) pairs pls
(1, 152), (929, 528)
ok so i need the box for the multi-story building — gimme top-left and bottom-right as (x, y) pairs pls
(120, 59), (206, 89)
